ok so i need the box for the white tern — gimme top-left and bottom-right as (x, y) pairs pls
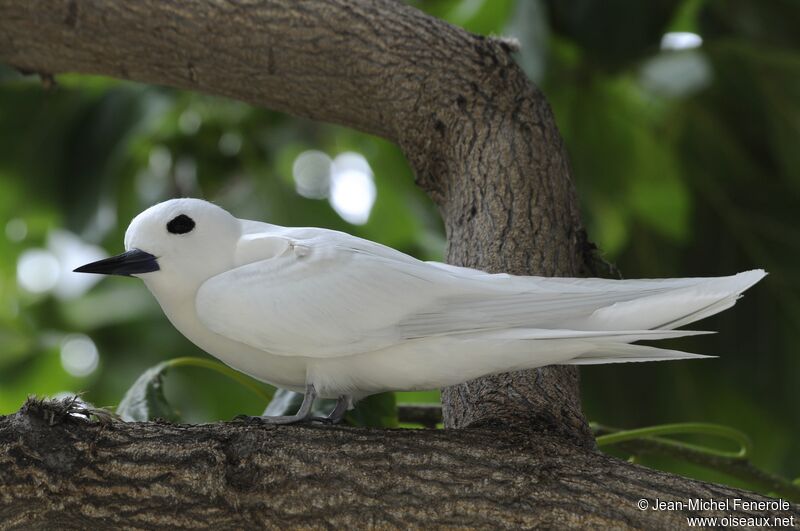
(75, 198), (765, 424)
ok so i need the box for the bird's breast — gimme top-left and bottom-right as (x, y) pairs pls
(149, 287), (310, 392)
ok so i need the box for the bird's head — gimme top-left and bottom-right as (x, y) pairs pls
(75, 198), (241, 291)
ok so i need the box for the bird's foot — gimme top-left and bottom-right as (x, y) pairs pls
(235, 383), (318, 425)
(233, 389), (351, 426)
(314, 394), (350, 425)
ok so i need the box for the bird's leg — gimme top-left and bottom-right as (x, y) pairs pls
(327, 395), (351, 423)
(311, 395), (351, 425)
(236, 384), (317, 425)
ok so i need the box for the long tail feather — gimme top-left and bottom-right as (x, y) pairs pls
(577, 269), (766, 331)
(565, 343), (716, 365)
(470, 328), (712, 342)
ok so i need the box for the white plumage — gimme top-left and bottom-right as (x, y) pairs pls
(76, 198), (765, 422)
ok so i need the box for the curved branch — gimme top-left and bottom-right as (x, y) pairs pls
(1, 400), (797, 529)
(0, 0), (593, 442)
(1, 0), (480, 150)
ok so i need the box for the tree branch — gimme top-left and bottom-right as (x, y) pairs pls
(2, 0), (420, 139)
(1, 399), (797, 529)
(0, 0), (593, 442)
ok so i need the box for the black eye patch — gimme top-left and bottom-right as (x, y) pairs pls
(167, 214), (195, 234)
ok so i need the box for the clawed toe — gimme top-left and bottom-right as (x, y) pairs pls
(233, 387), (350, 426)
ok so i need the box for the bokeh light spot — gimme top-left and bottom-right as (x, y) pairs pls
(219, 132), (243, 156)
(178, 109), (202, 135)
(60, 334), (99, 377)
(148, 145), (172, 176)
(48, 229), (107, 300)
(660, 32), (703, 51)
(329, 152), (376, 225)
(17, 249), (60, 294)
(293, 150), (332, 199)
(5, 218), (27, 242)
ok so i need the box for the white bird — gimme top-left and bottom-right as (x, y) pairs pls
(75, 198), (765, 424)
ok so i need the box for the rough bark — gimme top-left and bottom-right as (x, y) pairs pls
(2, 399), (798, 530)
(0, 0), (793, 527)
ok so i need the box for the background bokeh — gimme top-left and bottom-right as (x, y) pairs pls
(1, 0), (797, 495)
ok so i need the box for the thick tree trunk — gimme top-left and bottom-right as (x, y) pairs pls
(1, 1), (795, 527)
(2, 399), (797, 529)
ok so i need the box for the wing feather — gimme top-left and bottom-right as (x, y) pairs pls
(197, 231), (455, 357)
(196, 224), (763, 359)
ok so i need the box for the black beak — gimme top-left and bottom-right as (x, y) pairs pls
(74, 249), (159, 277)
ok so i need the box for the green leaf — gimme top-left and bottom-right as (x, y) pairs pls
(592, 200), (629, 256)
(551, 76), (691, 254)
(347, 392), (398, 428)
(446, 0), (516, 36)
(117, 357), (272, 422)
(627, 156), (691, 241)
(116, 362), (179, 422)
(411, 0), (516, 36)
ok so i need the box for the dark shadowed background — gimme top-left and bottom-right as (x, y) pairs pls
(1, 0), (797, 495)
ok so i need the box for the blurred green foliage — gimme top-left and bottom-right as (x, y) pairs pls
(1, 0), (797, 496)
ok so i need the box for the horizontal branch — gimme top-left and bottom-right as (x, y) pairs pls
(1, 399), (797, 528)
(0, 0), (498, 153)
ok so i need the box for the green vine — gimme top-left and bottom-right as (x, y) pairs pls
(594, 422), (752, 459)
(593, 422), (800, 503)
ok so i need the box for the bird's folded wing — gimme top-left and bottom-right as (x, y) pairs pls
(195, 225), (764, 358)
(196, 230), (458, 357)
